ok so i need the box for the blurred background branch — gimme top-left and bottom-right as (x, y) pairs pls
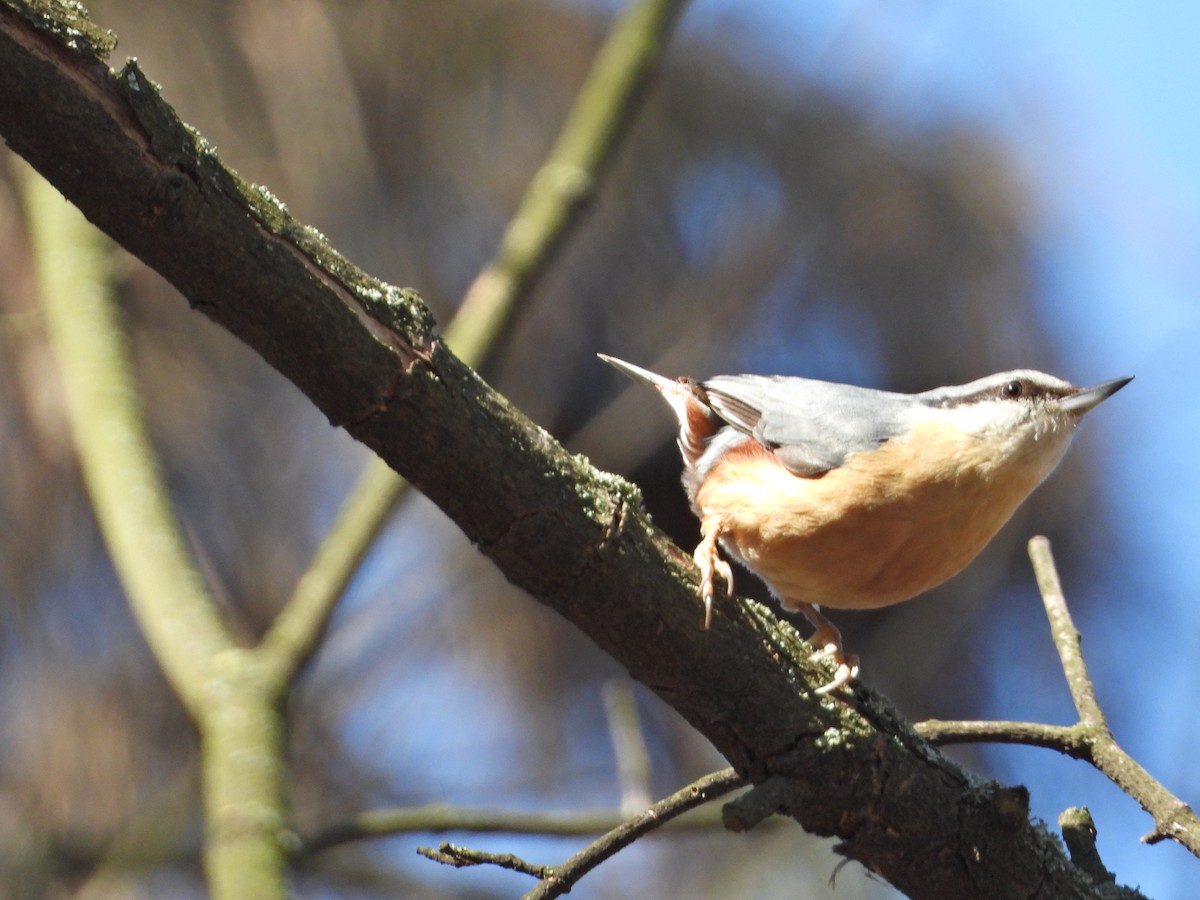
(22, 164), (289, 899)
(259, 0), (690, 695)
(447, 0), (689, 363)
(20, 163), (233, 719)
(301, 791), (744, 858)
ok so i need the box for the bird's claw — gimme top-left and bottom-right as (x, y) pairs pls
(693, 536), (733, 629)
(812, 649), (860, 695)
(802, 619), (859, 695)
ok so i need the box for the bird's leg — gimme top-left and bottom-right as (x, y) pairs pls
(791, 602), (860, 694)
(694, 516), (733, 629)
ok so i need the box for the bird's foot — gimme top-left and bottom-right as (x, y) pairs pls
(807, 625), (860, 695)
(789, 603), (860, 694)
(693, 530), (732, 629)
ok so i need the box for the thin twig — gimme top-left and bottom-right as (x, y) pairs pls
(915, 719), (1091, 758)
(919, 537), (1200, 859)
(257, 457), (406, 692)
(301, 801), (735, 856)
(418, 843), (552, 879)
(524, 768), (747, 900)
(404, 770), (745, 893)
(1030, 537), (1200, 852)
(1028, 536), (1105, 730)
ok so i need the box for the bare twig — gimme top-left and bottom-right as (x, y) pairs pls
(524, 768), (746, 900)
(258, 452), (407, 692)
(1028, 536), (1105, 729)
(1059, 807), (1115, 886)
(407, 770), (745, 895)
(919, 537), (1200, 859)
(418, 843), (552, 879)
(1029, 537), (1200, 852)
(408, 772), (744, 897)
(301, 801), (736, 857)
(915, 719), (1091, 757)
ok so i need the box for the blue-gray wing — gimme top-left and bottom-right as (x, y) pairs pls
(702, 375), (913, 476)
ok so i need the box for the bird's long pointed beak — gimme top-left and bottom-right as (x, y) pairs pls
(1060, 375), (1134, 415)
(597, 353), (677, 393)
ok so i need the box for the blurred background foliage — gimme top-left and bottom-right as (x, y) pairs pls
(0, 1), (1141, 897)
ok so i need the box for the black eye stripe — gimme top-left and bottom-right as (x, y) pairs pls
(935, 375), (1071, 408)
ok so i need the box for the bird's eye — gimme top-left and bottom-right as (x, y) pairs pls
(1002, 380), (1023, 399)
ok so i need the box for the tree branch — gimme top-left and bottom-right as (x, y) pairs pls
(915, 720), (1092, 757)
(0, 3), (1150, 896)
(407, 770), (746, 898)
(603, 680), (654, 814)
(257, 450), (406, 693)
(523, 768), (747, 900)
(915, 539), (1199, 862)
(1028, 536), (1106, 730)
(1059, 807), (1116, 887)
(1029, 538), (1200, 852)
(256, 0), (689, 689)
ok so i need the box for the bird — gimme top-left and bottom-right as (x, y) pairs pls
(598, 353), (1131, 693)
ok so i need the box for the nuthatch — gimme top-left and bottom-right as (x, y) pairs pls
(599, 354), (1131, 693)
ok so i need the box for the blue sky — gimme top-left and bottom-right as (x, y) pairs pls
(667, 2), (1200, 897)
